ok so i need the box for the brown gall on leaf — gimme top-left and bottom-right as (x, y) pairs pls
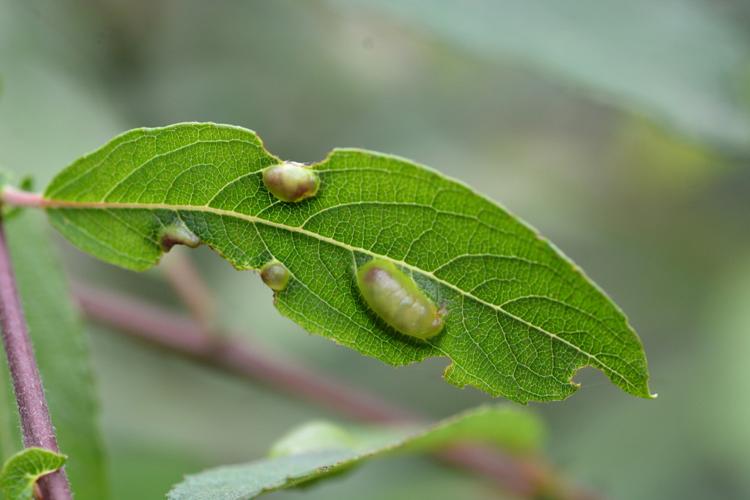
(262, 162), (320, 203)
(356, 259), (445, 341)
(158, 220), (201, 251)
(261, 260), (290, 291)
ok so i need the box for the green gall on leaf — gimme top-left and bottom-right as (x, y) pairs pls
(158, 219), (201, 251)
(262, 162), (319, 203)
(356, 258), (445, 341)
(260, 260), (290, 291)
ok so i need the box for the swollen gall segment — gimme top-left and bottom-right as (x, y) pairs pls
(356, 258), (445, 341)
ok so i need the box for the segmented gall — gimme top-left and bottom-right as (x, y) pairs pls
(356, 258), (444, 340)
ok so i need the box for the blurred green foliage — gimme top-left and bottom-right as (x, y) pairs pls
(0, 0), (749, 499)
(340, 0), (750, 153)
(170, 405), (540, 499)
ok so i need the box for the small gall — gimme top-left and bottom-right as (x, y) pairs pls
(262, 162), (319, 203)
(158, 220), (201, 251)
(261, 260), (290, 291)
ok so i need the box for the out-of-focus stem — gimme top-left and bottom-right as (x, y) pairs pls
(160, 250), (218, 334)
(0, 219), (71, 499)
(73, 283), (417, 424)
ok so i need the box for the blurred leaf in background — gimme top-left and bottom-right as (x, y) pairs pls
(170, 405), (542, 499)
(334, 0), (750, 154)
(698, 255), (750, 498)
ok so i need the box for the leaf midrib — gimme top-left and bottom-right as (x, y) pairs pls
(43, 198), (636, 390)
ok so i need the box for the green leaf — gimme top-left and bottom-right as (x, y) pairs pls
(0, 210), (108, 499)
(41, 122), (653, 402)
(0, 448), (67, 500)
(168, 405), (542, 499)
(333, 0), (750, 153)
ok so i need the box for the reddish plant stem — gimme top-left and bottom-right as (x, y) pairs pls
(73, 283), (417, 424)
(0, 221), (71, 499)
(73, 283), (593, 499)
(160, 250), (218, 335)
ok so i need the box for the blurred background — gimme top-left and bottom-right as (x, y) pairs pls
(1, 1), (749, 498)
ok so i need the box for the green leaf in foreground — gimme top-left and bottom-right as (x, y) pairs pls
(168, 405), (542, 499)
(0, 210), (108, 499)
(41, 122), (653, 403)
(0, 448), (67, 500)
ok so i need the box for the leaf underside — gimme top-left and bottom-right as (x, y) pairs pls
(168, 405), (542, 499)
(43, 122), (653, 403)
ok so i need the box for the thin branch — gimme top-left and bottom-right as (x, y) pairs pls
(73, 283), (594, 500)
(0, 219), (71, 499)
(160, 250), (218, 335)
(73, 283), (417, 424)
